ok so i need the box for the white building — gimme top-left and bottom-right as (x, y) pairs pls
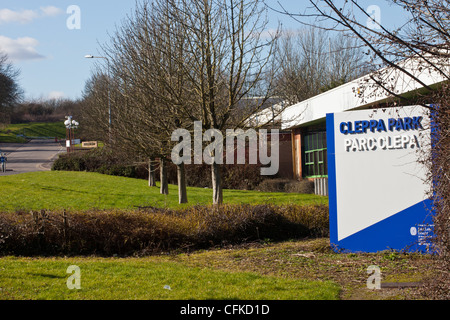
(281, 56), (448, 182)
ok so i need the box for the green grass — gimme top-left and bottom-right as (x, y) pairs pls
(0, 122), (66, 143)
(0, 171), (333, 301)
(0, 171), (327, 212)
(0, 256), (339, 300)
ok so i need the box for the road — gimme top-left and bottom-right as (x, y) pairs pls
(0, 139), (65, 176)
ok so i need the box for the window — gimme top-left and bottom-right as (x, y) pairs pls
(303, 131), (327, 178)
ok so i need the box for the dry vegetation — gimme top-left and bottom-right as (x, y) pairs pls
(173, 238), (439, 300)
(0, 204), (328, 256)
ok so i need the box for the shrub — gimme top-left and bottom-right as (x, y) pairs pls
(52, 149), (145, 179)
(256, 178), (289, 192)
(257, 178), (315, 194)
(0, 204), (329, 256)
(53, 150), (271, 190)
(175, 163), (266, 190)
(285, 180), (315, 194)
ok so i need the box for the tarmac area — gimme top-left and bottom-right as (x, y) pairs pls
(0, 139), (65, 176)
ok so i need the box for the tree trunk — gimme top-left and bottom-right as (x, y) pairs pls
(160, 157), (169, 195)
(177, 162), (188, 204)
(148, 158), (156, 187)
(211, 162), (223, 205)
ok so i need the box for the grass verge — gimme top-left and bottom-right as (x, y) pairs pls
(0, 171), (327, 212)
(0, 238), (438, 300)
(0, 254), (340, 300)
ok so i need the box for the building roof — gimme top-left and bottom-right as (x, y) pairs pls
(281, 56), (449, 130)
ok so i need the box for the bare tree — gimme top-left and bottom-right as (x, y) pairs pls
(85, 0), (285, 205)
(0, 53), (22, 124)
(79, 70), (113, 142)
(98, 0), (196, 201)
(274, 27), (369, 104)
(98, 0), (282, 205)
(166, 0), (281, 205)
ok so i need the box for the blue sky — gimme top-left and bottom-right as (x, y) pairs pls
(0, 1), (408, 101)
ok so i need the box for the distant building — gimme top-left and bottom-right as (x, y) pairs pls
(243, 97), (293, 179)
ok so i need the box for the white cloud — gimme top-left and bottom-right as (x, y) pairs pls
(40, 6), (64, 17)
(0, 9), (38, 24)
(48, 91), (65, 100)
(0, 36), (45, 62)
(259, 28), (280, 39)
(0, 6), (63, 24)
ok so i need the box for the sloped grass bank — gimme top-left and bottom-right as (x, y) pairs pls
(0, 171), (327, 212)
(0, 122), (65, 143)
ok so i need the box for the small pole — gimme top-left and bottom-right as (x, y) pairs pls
(63, 209), (68, 251)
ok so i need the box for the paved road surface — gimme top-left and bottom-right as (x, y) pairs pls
(0, 139), (65, 176)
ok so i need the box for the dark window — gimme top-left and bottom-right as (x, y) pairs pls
(303, 131), (327, 178)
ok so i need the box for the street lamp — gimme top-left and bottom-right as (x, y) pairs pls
(85, 54), (111, 141)
(65, 116), (79, 153)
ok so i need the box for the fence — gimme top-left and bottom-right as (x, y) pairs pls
(314, 177), (328, 196)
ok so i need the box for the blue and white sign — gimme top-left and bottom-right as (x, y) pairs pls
(326, 106), (434, 252)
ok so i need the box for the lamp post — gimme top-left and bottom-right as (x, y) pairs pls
(64, 116), (79, 153)
(85, 55), (111, 142)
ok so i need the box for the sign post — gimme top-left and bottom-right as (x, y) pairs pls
(326, 106), (434, 252)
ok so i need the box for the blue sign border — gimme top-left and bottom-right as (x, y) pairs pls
(326, 113), (339, 250)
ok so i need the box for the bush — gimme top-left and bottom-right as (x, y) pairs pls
(52, 149), (145, 179)
(0, 204), (329, 256)
(256, 178), (288, 192)
(285, 180), (315, 194)
(173, 163), (266, 190)
(257, 178), (315, 194)
(53, 150), (271, 190)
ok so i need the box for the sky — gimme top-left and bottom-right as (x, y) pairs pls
(0, 0), (409, 102)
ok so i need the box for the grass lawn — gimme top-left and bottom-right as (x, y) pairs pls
(0, 255), (339, 300)
(0, 122), (66, 143)
(0, 171), (327, 212)
(0, 171), (437, 301)
(0, 171), (338, 301)
(0, 238), (436, 300)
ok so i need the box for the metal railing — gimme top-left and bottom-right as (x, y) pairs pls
(314, 177), (328, 196)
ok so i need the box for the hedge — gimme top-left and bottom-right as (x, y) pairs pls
(0, 204), (329, 256)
